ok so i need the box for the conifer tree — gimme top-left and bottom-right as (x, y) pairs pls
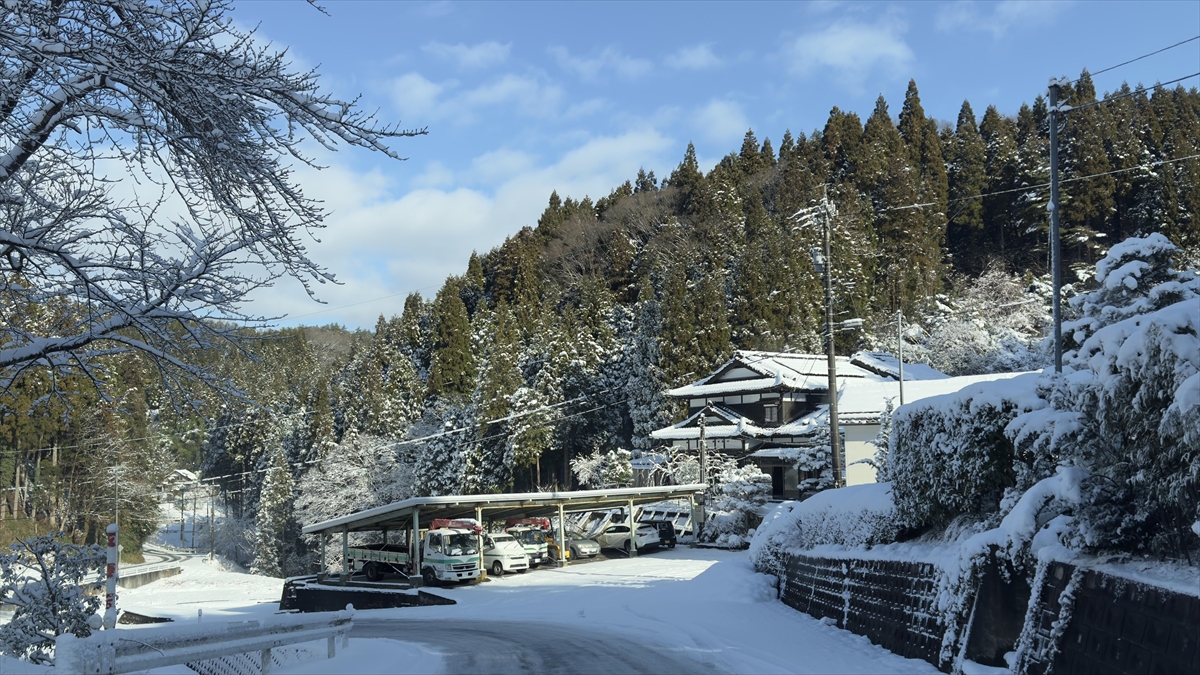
(427, 278), (476, 398)
(979, 105), (1020, 262)
(251, 450), (296, 578)
(947, 101), (988, 273)
(1061, 70), (1115, 263)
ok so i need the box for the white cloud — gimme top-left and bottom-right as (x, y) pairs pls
(782, 18), (913, 88)
(666, 44), (724, 70)
(255, 130), (674, 328)
(422, 41), (511, 69)
(390, 72), (448, 121)
(693, 99), (749, 145)
(548, 45), (653, 80)
(411, 160), (454, 189)
(470, 149), (537, 185)
(390, 71), (562, 124)
(936, 0), (1070, 37)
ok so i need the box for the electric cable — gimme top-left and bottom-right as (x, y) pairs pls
(1070, 35), (1200, 83)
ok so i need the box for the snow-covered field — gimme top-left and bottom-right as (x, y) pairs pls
(116, 545), (936, 674)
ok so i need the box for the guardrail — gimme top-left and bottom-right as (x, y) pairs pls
(54, 606), (354, 675)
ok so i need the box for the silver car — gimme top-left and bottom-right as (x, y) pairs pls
(592, 524), (658, 553)
(565, 531), (600, 559)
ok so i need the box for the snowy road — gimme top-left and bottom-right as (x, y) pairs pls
(353, 619), (723, 674)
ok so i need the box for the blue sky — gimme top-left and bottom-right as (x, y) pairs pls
(229, 0), (1200, 329)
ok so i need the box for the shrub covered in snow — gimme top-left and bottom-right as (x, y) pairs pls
(571, 448), (633, 488)
(0, 535), (104, 664)
(888, 373), (1044, 531)
(700, 465), (771, 548)
(749, 483), (900, 575)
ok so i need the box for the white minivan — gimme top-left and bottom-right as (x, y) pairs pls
(482, 532), (530, 576)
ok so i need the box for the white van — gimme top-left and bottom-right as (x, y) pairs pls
(482, 532), (529, 576)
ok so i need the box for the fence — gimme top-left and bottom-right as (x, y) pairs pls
(54, 606), (353, 675)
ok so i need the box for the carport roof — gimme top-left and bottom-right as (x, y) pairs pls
(301, 484), (708, 536)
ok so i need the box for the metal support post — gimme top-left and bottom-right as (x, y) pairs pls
(475, 506), (484, 576)
(319, 534), (326, 578)
(687, 495), (698, 545)
(557, 504), (567, 567)
(340, 529), (349, 585)
(260, 648), (273, 675)
(208, 489), (214, 561)
(627, 499), (638, 557)
(1048, 78), (1064, 373)
(411, 507), (420, 577)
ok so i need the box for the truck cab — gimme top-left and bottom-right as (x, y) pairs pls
(505, 526), (549, 567)
(420, 519), (482, 586)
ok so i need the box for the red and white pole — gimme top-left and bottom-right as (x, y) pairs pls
(104, 523), (118, 629)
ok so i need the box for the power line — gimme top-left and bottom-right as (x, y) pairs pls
(1063, 72), (1200, 113)
(1072, 35), (1200, 83)
(878, 153), (1200, 213)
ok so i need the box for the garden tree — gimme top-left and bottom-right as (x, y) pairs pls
(946, 101), (988, 273)
(1060, 71), (1115, 263)
(0, 535), (104, 664)
(251, 449), (297, 578)
(0, 0), (419, 401)
(427, 278), (476, 398)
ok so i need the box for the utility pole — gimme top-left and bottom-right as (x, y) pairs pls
(819, 186), (845, 489)
(698, 405), (708, 487)
(191, 492), (197, 549)
(1048, 78), (1064, 373)
(208, 488), (215, 560)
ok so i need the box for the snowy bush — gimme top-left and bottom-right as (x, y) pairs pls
(700, 465), (770, 547)
(889, 373), (1044, 531)
(1008, 234), (1200, 559)
(0, 535), (103, 665)
(571, 448), (633, 488)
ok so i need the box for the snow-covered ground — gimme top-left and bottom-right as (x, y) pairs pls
(117, 545), (937, 674)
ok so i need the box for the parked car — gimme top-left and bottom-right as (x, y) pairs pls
(564, 531), (601, 559)
(593, 523), (659, 553)
(642, 520), (678, 548)
(482, 533), (529, 577)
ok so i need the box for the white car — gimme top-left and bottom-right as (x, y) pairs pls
(592, 524), (659, 553)
(482, 533), (530, 576)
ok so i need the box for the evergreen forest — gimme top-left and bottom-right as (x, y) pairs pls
(2, 73), (1197, 574)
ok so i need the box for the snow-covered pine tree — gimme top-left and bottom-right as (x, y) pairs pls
(251, 450), (296, 577)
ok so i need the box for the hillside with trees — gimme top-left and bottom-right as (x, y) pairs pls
(4, 72), (1198, 573)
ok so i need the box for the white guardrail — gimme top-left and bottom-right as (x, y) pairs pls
(54, 606), (354, 675)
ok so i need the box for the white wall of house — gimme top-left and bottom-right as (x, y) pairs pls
(842, 423), (880, 486)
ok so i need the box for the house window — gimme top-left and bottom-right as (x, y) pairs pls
(764, 404), (780, 423)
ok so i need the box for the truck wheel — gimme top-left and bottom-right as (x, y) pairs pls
(492, 561), (504, 577)
(364, 562), (382, 582)
(422, 568), (437, 587)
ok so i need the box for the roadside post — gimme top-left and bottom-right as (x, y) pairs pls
(475, 506), (485, 578)
(556, 504), (567, 567)
(104, 523), (118, 629)
(627, 499), (638, 557)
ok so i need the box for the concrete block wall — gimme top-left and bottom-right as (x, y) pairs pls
(779, 554), (948, 668)
(1023, 561), (1199, 675)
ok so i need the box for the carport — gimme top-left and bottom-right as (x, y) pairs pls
(302, 484), (707, 582)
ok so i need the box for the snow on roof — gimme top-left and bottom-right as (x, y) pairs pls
(667, 350), (885, 398)
(837, 371), (1036, 423)
(164, 468), (198, 483)
(849, 351), (949, 381)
